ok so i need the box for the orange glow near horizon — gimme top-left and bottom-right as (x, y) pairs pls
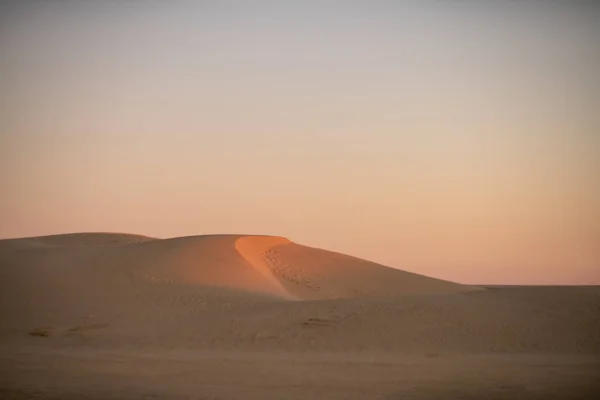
(1, 2), (598, 285)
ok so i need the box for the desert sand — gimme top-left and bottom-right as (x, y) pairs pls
(0, 233), (598, 399)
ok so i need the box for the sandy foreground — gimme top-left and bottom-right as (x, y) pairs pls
(0, 233), (599, 399)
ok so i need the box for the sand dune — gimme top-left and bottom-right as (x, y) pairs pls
(0, 233), (478, 303)
(0, 232), (599, 399)
(0, 232), (597, 352)
(0, 232), (155, 250)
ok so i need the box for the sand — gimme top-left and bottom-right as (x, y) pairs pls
(0, 233), (599, 399)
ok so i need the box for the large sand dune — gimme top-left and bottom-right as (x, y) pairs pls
(0, 233), (599, 399)
(0, 233), (476, 302)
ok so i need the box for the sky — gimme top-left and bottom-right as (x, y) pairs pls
(1, 1), (598, 285)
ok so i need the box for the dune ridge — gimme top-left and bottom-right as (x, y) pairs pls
(234, 236), (295, 299)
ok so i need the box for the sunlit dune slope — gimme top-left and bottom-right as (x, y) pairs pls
(235, 235), (478, 300)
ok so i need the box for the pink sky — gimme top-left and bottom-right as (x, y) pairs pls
(1, 2), (598, 284)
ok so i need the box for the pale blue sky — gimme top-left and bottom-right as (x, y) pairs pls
(1, 1), (598, 284)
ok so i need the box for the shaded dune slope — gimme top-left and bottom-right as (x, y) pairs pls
(0, 232), (156, 250)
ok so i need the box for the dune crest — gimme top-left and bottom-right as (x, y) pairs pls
(234, 236), (295, 299)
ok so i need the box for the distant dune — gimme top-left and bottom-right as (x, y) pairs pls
(0, 232), (156, 249)
(1, 233), (599, 399)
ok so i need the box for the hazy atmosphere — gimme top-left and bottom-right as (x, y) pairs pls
(1, 1), (598, 284)
(2, 3), (600, 400)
